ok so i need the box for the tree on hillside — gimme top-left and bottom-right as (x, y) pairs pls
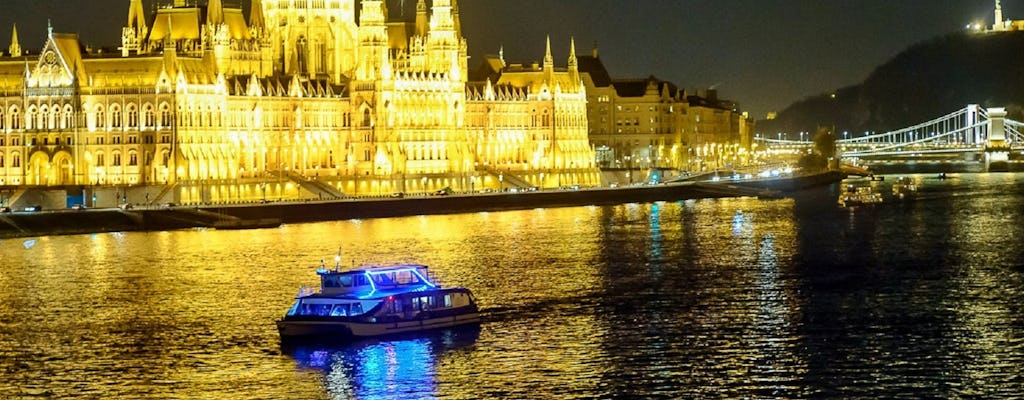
(797, 126), (836, 172)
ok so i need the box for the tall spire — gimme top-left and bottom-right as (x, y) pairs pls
(451, 0), (462, 38)
(543, 35), (554, 70)
(568, 37), (580, 89)
(127, 0), (147, 32)
(250, 0), (266, 32)
(208, 0), (225, 26)
(9, 24), (21, 58)
(415, 0), (428, 37)
(568, 37), (578, 69)
(996, 0), (1005, 30)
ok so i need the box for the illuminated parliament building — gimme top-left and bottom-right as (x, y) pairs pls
(0, 0), (599, 206)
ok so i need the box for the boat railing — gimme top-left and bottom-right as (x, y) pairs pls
(425, 270), (444, 287)
(298, 286), (317, 297)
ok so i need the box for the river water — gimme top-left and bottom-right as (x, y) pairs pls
(2, 173), (1023, 399)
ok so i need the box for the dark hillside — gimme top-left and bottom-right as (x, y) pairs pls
(759, 31), (1024, 135)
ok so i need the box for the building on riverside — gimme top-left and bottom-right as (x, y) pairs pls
(473, 45), (755, 180)
(0, 0), (600, 207)
(574, 48), (753, 174)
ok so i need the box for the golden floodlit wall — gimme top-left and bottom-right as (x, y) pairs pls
(0, 0), (600, 205)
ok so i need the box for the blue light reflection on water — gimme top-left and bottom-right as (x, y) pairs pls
(285, 328), (480, 400)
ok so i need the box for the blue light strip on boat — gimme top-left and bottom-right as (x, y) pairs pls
(358, 267), (437, 299)
(363, 271), (378, 299)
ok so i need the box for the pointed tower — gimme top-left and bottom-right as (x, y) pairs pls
(208, 0), (225, 26)
(9, 24), (21, 58)
(357, 0), (392, 80)
(568, 37), (580, 89)
(122, 0), (148, 56)
(250, 0), (273, 77)
(451, 0), (462, 38)
(995, 0), (1006, 31)
(426, 0), (462, 78)
(415, 0), (428, 38)
(543, 35), (555, 85)
(250, 0), (267, 33)
(543, 35), (554, 70)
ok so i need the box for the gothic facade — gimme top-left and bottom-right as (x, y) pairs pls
(0, 0), (598, 205)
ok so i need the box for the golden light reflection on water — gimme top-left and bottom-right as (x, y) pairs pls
(3, 177), (1024, 398)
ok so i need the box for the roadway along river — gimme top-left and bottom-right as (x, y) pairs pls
(2, 172), (1023, 398)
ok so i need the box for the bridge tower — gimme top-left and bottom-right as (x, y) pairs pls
(984, 107), (1011, 171)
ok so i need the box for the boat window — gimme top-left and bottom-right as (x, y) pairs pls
(305, 304), (331, 316)
(351, 303), (364, 316)
(339, 275), (353, 287)
(443, 294), (452, 308)
(413, 296), (435, 310)
(354, 275), (368, 286)
(395, 270), (418, 285)
(373, 273), (396, 287)
(330, 304), (348, 317)
(286, 301), (301, 316)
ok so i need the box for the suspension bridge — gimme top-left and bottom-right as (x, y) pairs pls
(757, 105), (1024, 171)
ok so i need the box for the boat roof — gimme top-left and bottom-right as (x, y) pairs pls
(304, 285), (463, 300)
(317, 264), (429, 276)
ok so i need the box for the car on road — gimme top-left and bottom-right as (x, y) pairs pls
(0, 206), (11, 213)
(71, 204), (86, 210)
(24, 205), (42, 212)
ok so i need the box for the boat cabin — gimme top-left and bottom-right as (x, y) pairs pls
(317, 264), (437, 298)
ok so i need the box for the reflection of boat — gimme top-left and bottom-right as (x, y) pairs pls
(838, 185), (884, 208)
(283, 327), (480, 398)
(892, 176), (918, 200)
(277, 261), (480, 340)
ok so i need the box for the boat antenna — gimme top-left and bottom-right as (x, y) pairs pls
(334, 247), (342, 271)
(320, 259), (325, 270)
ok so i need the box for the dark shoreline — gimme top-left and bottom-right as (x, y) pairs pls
(0, 171), (845, 240)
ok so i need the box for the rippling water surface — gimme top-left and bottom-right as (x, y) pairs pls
(2, 173), (1024, 399)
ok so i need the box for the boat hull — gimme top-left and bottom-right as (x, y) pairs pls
(277, 312), (481, 339)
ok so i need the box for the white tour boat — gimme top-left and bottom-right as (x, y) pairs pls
(276, 260), (480, 341)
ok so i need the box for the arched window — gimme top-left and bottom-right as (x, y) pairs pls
(49, 105), (59, 130)
(26, 106), (37, 130)
(62, 105), (74, 129)
(0, 152), (4, 168)
(96, 152), (105, 166)
(12, 152), (20, 168)
(112, 152), (122, 166)
(128, 151), (138, 166)
(10, 107), (20, 130)
(126, 104), (139, 129)
(159, 103), (172, 128)
(37, 105), (48, 130)
(110, 105), (122, 129)
(362, 109), (371, 127)
(0, 109), (5, 130)
(143, 104), (155, 128)
(95, 105), (105, 130)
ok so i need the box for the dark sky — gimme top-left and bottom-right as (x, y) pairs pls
(0, 0), (1006, 118)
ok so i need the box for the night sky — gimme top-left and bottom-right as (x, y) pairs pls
(0, 0), (1007, 118)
